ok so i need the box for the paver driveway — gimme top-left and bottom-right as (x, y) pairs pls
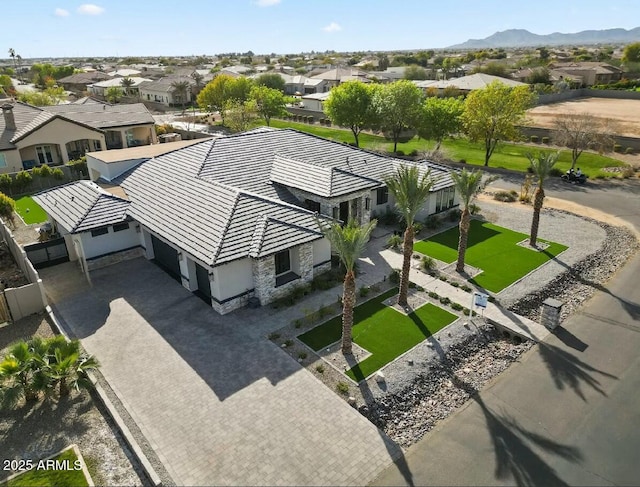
(44, 258), (400, 486)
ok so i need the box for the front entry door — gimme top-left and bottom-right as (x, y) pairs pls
(339, 201), (349, 223)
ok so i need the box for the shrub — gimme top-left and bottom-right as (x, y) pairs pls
(412, 222), (423, 235)
(469, 204), (481, 215)
(450, 281), (460, 288)
(541, 136), (550, 144)
(459, 159), (466, 164)
(408, 281), (417, 289)
(386, 234), (403, 249)
(439, 275), (447, 282)
(0, 192), (16, 226)
(625, 147), (634, 154)
(298, 352), (307, 360)
(621, 166), (635, 178)
(359, 286), (370, 297)
(318, 305), (333, 318)
(293, 319), (303, 328)
(428, 291), (439, 299)
(14, 170), (32, 193)
(614, 144), (623, 152)
(316, 364), (325, 374)
(68, 157), (89, 179)
(268, 332), (280, 340)
(451, 302), (464, 311)
(493, 190), (517, 202)
(439, 296), (451, 305)
(283, 339), (293, 347)
(420, 255), (436, 272)
(380, 208), (398, 225)
(448, 209), (461, 222)
(424, 215), (440, 229)
(461, 284), (472, 293)
(395, 150), (405, 156)
(549, 167), (564, 178)
(389, 269), (400, 284)
(530, 135), (539, 143)
(488, 295), (496, 303)
(409, 149), (419, 157)
(336, 381), (349, 394)
(52, 168), (65, 180)
(0, 174), (12, 194)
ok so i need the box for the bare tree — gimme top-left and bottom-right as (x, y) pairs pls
(553, 114), (616, 170)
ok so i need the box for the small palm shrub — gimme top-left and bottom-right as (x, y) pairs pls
(386, 234), (403, 250)
(493, 190), (517, 202)
(420, 255), (435, 272)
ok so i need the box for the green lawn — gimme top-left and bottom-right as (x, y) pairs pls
(264, 119), (625, 178)
(414, 220), (568, 292)
(14, 196), (48, 225)
(298, 289), (457, 382)
(2, 449), (88, 487)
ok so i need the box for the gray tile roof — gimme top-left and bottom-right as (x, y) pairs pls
(46, 102), (155, 129)
(0, 102), (44, 151)
(33, 181), (129, 233)
(249, 216), (322, 259)
(138, 76), (195, 93)
(58, 72), (113, 85)
(11, 111), (57, 142)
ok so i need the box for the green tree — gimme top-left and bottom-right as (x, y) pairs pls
(255, 73), (285, 92)
(226, 76), (253, 103)
(462, 81), (536, 166)
(404, 65), (428, 80)
(417, 96), (464, 150)
(373, 80), (424, 152)
(198, 74), (233, 121)
(250, 85), (288, 126)
(120, 76), (135, 96)
(224, 99), (257, 133)
(106, 86), (122, 104)
(622, 42), (640, 63)
(170, 80), (191, 113)
(0, 75), (13, 96)
(0, 192), (16, 228)
(450, 170), (493, 273)
(553, 113), (616, 170)
(316, 218), (377, 354)
(0, 174), (12, 195)
(384, 165), (432, 306)
(526, 67), (551, 85)
(527, 152), (558, 247)
(46, 336), (99, 397)
(14, 170), (32, 193)
(324, 81), (378, 147)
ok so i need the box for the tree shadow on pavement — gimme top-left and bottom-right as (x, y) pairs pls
(537, 342), (617, 401)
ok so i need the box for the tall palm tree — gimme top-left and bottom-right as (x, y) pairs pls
(384, 165), (432, 306)
(317, 218), (377, 355)
(527, 151), (558, 247)
(451, 169), (494, 273)
(120, 76), (135, 96)
(46, 336), (99, 397)
(8, 48), (17, 75)
(191, 71), (204, 93)
(171, 80), (191, 114)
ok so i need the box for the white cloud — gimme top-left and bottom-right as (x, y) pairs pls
(253, 0), (281, 6)
(323, 22), (342, 33)
(77, 4), (105, 15)
(54, 8), (70, 16)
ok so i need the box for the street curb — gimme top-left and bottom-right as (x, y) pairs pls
(46, 305), (163, 487)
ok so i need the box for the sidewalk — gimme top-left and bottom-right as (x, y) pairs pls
(361, 228), (550, 342)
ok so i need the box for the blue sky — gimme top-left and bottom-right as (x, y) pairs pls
(4, 0), (639, 58)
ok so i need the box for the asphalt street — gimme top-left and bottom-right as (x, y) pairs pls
(373, 177), (640, 486)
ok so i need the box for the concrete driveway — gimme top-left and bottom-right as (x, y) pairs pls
(43, 258), (400, 486)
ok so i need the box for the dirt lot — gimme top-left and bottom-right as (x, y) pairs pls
(0, 243), (29, 289)
(527, 97), (640, 137)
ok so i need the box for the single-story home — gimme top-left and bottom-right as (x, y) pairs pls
(414, 73), (527, 93)
(87, 77), (151, 98)
(33, 128), (457, 314)
(57, 71), (114, 94)
(0, 98), (157, 172)
(138, 76), (195, 106)
(299, 92), (331, 112)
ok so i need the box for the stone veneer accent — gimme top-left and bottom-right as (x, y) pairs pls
(287, 187), (372, 224)
(211, 292), (252, 315)
(86, 247), (145, 271)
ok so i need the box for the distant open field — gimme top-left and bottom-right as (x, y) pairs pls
(527, 97), (640, 137)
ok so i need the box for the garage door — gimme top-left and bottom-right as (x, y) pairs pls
(195, 263), (212, 304)
(151, 235), (180, 280)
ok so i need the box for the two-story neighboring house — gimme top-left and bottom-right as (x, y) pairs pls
(33, 128), (458, 315)
(0, 98), (157, 172)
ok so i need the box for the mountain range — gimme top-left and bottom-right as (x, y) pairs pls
(448, 27), (640, 49)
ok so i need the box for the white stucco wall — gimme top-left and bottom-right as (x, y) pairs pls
(87, 154), (146, 182)
(0, 149), (25, 174)
(212, 258), (254, 301)
(370, 189), (396, 218)
(312, 238), (331, 266)
(78, 223), (140, 260)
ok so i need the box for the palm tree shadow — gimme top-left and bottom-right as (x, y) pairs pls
(537, 342), (617, 401)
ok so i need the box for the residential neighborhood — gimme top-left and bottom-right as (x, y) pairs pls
(1, 2), (640, 486)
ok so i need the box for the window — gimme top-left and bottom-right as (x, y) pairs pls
(365, 197), (371, 210)
(35, 145), (53, 165)
(274, 250), (291, 276)
(113, 222), (130, 232)
(332, 207), (340, 220)
(376, 187), (388, 205)
(447, 187), (455, 208)
(435, 190), (443, 213)
(304, 199), (321, 213)
(0, 153), (6, 168)
(91, 227), (109, 237)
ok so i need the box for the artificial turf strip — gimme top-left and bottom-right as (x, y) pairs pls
(3, 449), (88, 487)
(413, 220), (568, 293)
(14, 196), (48, 225)
(298, 288), (457, 382)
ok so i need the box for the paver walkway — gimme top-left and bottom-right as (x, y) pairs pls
(43, 258), (400, 486)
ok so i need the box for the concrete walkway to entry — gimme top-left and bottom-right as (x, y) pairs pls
(41, 258), (401, 486)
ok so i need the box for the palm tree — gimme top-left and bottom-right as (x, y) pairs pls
(317, 218), (377, 355)
(120, 76), (135, 96)
(191, 71), (204, 93)
(8, 48), (16, 75)
(46, 336), (99, 397)
(450, 169), (494, 273)
(527, 151), (558, 247)
(384, 165), (432, 306)
(0, 338), (49, 408)
(171, 80), (191, 114)
(15, 54), (22, 83)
